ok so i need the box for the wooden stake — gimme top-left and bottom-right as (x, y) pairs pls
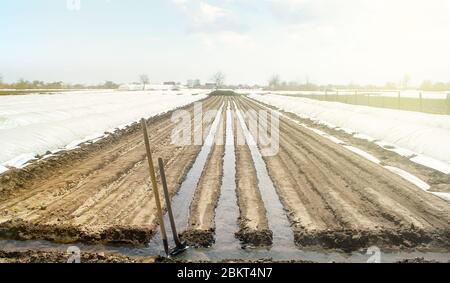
(141, 118), (169, 256)
(158, 158), (183, 248)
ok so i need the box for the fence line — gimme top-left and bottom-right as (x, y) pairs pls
(276, 91), (450, 115)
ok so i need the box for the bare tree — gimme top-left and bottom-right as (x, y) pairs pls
(268, 74), (280, 90)
(212, 72), (225, 89)
(401, 74), (411, 90)
(139, 74), (150, 90)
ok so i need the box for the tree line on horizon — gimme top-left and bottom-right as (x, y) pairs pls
(1, 73), (449, 92)
(267, 74), (450, 92)
(0, 75), (119, 90)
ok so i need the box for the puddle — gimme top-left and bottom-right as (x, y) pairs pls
(233, 101), (295, 249)
(1, 238), (449, 263)
(1, 99), (449, 262)
(212, 102), (241, 250)
(147, 103), (225, 254)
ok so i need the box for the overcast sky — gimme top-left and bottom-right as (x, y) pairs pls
(1, 0), (449, 85)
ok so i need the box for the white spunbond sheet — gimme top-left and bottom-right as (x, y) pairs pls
(250, 94), (450, 167)
(248, 96), (449, 202)
(0, 90), (208, 168)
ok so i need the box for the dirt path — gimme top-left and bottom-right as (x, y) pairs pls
(238, 96), (450, 251)
(0, 96), (223, 245)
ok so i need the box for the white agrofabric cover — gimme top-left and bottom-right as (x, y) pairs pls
(0, 90), (208, 167)
(249, 94), (450, 165)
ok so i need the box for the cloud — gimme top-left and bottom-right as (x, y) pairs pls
(261, 0), (450, 84)
(197, 31), (254, 50)
(172, 0), (245, 33)
(266, 0), (340, 25)
(174, 0), (450, 84)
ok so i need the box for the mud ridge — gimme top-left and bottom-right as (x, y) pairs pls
(235, 225), (273, 247)
(234, 104), (273, 247)
(295, 228), (450, 253)
(181, 229), (215, 248)
(0, 250), (149, 263)
(0, 219), (154, 246)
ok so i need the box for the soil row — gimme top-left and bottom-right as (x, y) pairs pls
(0, 96), (223, 245)
(238, 96), (450, 251)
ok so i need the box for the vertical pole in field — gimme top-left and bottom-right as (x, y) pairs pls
(419, 92), (423, 112)
(158, 158), (183, 249)
(447, 93), (450, 115)
(141, 118), (169, 256)
(397, 91), (401, 110)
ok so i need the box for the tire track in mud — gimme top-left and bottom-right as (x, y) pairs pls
(239, 96), (450, 251)
(0, 96), (223, 245)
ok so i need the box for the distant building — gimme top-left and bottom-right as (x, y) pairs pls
(205, 83), (217, 89)
(118, 83), (182, 91)
(187, 79), (201, 88)
(118, 83), (142, 91)
(163, 81), (176, 86)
